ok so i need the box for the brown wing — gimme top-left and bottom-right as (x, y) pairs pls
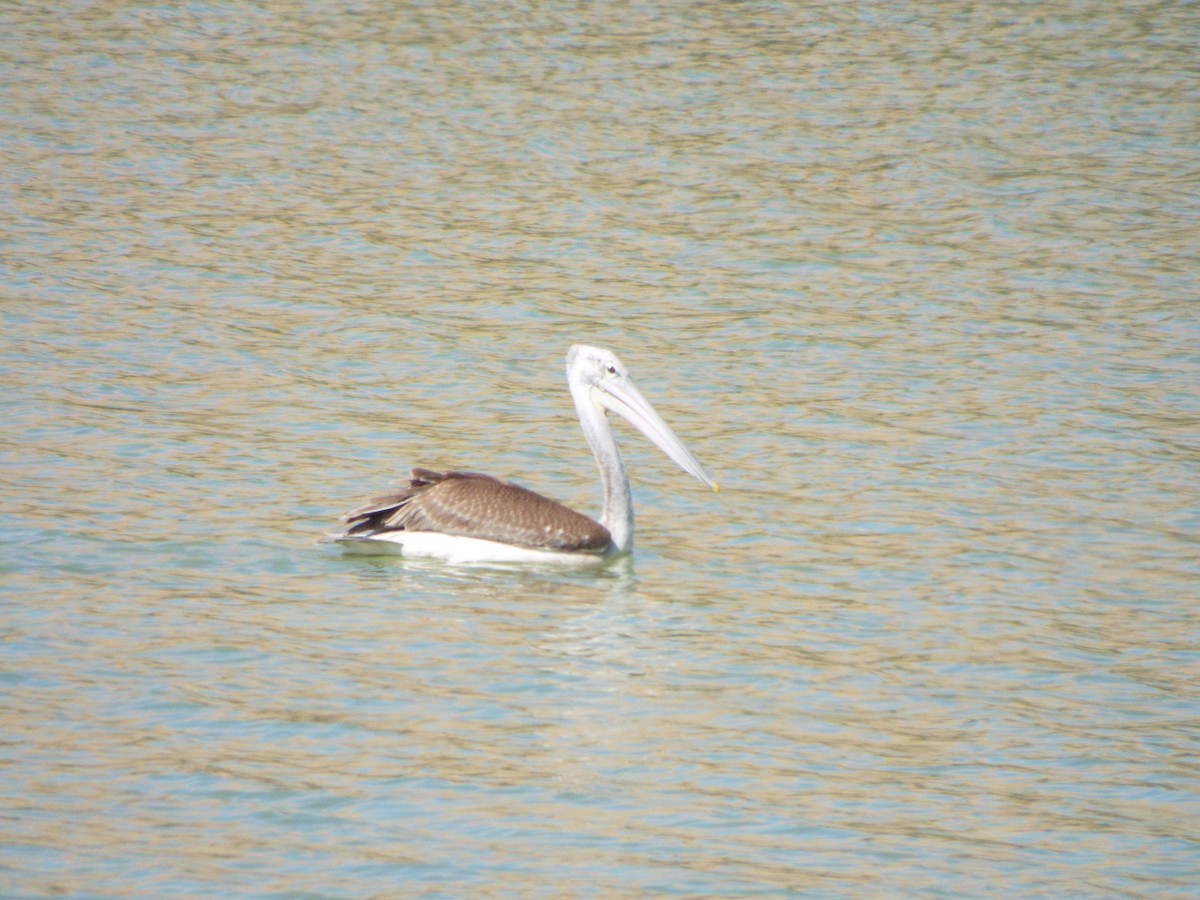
(343, 468), (612, 553)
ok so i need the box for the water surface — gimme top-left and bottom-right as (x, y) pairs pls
(2, 1), (1197, 896)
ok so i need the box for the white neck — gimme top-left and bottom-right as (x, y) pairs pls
(570, 381), (633, 553)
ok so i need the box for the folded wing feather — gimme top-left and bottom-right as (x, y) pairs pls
(343, 468), (612, 553)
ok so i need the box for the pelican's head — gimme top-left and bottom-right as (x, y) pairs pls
(566, 344), (717, 491)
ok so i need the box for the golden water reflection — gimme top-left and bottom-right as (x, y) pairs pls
(2, 0), (1197, 895)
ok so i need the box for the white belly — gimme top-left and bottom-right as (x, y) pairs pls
(334, 531), (615, 566)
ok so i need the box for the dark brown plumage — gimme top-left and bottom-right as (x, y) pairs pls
(343, 468), (613, 554)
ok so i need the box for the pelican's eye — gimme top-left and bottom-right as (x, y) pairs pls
(606, 365), (617, 375)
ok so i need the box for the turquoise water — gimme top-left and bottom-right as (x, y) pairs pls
(2, 2), (1198, 895)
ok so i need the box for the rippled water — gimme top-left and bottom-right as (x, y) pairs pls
(3, 2), (1198, 896)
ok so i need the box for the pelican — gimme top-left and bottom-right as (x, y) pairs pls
(328, 344), (717, 564)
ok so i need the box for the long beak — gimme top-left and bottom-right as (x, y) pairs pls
(593, 378), (718, 491)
